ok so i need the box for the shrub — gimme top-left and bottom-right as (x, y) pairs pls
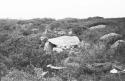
(1, 70), (37, 81)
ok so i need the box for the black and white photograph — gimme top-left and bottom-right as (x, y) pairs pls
(0, 0), (125, 81)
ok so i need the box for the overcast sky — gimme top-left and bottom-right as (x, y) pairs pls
(0, 0), (124, 19)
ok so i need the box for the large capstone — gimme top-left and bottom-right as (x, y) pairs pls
(43, 36), (80, 53)
(48, 36), (80, 48)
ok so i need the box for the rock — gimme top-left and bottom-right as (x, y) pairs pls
(68, 30), (73, 35)
(110, 40), (125, 49)
(100, 33), (122, 41)
(106, 40), (125, 64)
(53, 47), (63, 53)
(43, 36), (80, 53)
(44, 42), (53, 53)
(81, 62), (112, 74)
(47, 64), (67, 69)
(89, 25), (106, 30)
(48, 36), (80, 48)
(99, 33), (122, 44)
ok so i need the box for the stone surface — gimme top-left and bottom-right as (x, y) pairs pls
(99, 33), (122, 44)
(44, 42), (53, 53)
(48, 36), (80, 48)
(100, 33), (122, 41)
(89, 25), (106, 30)
(110, 40), (125, 49)
(53, 47), (63, 53)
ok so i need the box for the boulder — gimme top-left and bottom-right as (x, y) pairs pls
(43, 36), (80, 53)
(48, 36), (80, 48)
(81, 62), (112, 74)
(110, 40), (125, 49)
(99, 33), (122, 44)
(107, 40), (125, 64)
(89, 25), (106, 30)
(44, 42), (53, 53)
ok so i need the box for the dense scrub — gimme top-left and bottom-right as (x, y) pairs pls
(0, 17), (125, 81)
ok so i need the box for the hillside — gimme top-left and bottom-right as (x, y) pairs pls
(0, 17), (125, 81)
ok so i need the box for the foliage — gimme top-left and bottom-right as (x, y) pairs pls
(1, 70), (37, 81)
(0, 17), (125, 81)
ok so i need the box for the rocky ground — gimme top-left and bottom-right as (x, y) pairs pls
(0, 17), (125, 81)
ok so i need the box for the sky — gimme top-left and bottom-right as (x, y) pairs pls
(0, 0), (125, 19)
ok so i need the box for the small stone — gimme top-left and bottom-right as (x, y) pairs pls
(110, 69), (118, 73)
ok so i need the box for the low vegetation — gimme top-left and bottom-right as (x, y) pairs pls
(0, 17), (125, 81)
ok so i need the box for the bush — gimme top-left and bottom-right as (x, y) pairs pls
(1, 70), (37, 81)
